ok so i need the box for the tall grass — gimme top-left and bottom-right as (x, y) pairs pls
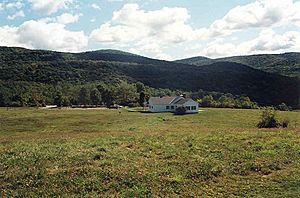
(0, 108), (299, 196)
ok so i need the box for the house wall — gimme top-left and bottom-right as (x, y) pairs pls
(183, 100), (199, 113)
(148, 104), (172, 112)
(148, 98), (199, 113)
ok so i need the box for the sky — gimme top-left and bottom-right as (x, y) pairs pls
(0, 0), (300, 60)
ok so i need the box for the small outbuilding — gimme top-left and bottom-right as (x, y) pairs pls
(148, 96), (199, 113)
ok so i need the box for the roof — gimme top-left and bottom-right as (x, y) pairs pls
(149, 96), (178, 105)
(174, 98), (190, 105)
(148, 96), (198, 105)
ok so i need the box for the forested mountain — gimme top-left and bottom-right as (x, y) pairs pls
(176, 53), (300, 77)
(0, 47), (299, 108)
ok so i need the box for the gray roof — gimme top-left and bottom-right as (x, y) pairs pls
(174, 98), (190, 105)
(149, 96), (176, 105)
(149, 96), (199, 105)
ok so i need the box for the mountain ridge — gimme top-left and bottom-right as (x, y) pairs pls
(176, 52), (300, 77)
(0, 46), (299, 108)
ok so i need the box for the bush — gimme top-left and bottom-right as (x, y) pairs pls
(257, 107), (280, 128)
(277, 103), (291, 111)
(281, 119), (290, 128)
(128, 102), (139, 108)
(175, 106), (186, 115)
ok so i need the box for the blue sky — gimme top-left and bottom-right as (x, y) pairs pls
(0, 0), (299, 60)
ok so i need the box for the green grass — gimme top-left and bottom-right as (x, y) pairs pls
(0, 108), (300, 197)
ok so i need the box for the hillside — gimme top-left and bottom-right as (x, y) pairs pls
(175, 53), (300, 78)
(0, 47), (299, 108)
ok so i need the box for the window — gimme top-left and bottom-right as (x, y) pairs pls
(171, 106), (174, 110)
(186, 106), (191, 110)
(192, 106), (196, 110)
(166, 106), (170, 109)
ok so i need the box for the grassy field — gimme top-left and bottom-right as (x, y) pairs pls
(0, 108), (300, 197)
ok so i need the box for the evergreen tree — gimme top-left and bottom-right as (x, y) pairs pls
(139, 92), (145, 107)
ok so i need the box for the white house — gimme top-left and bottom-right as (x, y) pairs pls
(148, 96), (199, 113)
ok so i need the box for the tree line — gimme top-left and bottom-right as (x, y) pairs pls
(0, 80), (292, 110)
(0, 80), (174, 108)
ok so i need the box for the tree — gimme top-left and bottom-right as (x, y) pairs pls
(30, 89), (45, 107)
(0, 92), (9, 107)
(96, 84), (106, 93)
(190, 89), (205, 100)
(201, 95), (215, 107)
(115, 81), (136, 104)
(90, 88), (101, 105)
(78, 87), (90, 105)
(54, 91), (63, 107)
(10, 94), (21, 107)
(219, 95), (235, 108)
(237, 96), (252, 109)
(62, 96), (71, 107)
(139, 92), (145, 107)
(102, 89), (113, 107)
(136, 82), (145, 93)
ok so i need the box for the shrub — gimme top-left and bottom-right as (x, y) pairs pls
(281, 119), (290, 128)
(128, 102), (139, 108)
(175, 106), (186, 115)
(277, 103), (291, 111)
(257, 107), (280, 128)
(201, 95), (215, 107)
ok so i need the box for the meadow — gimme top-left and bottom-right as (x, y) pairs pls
(0, 107), (300, 197)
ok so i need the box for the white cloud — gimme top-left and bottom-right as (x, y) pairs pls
(90, 4), (206, 43)
(6, 1), (24, 10)
(0, 20), (88, 52)
(202, 41), (238, 58)
(89, 1), (300, 60)
(28, 0), (73, 15)
(0, 26), (23, 47)
(244, 29), (300, 53)
(90, 3), (206, 59)
(91, 3), (101, 11)
(7, 10), (25, 20)
(2, 0), (300, 60)
(90, 0), (300, 49)
(37, 13), (82, 24)
(56, 13), (81, 24)
(201, 29), (300, 58)
(291, 1), (300, 27)
(208, 0), (300, 37)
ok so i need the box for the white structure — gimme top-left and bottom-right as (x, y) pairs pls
(148, 96), (199, 113)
